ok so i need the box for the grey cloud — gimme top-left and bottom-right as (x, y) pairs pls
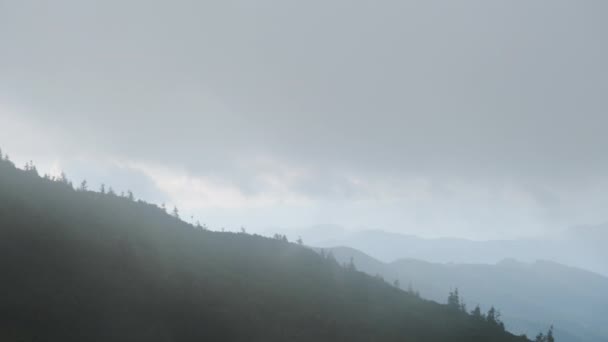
(1, 0), (607, 237)
(64, 159), (170, 204)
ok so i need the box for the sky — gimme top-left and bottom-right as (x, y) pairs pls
(1, 0), (607, 239)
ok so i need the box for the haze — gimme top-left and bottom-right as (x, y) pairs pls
(2, 0), (607, 240)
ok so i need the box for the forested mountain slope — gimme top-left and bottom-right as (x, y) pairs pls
(0, 155), (530, 342)
(325, 246), (606, 342)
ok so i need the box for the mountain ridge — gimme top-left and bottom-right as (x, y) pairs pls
(322, 246), (608, 342)
(0, 155), (531, 342)
(278, 225), (608, 276)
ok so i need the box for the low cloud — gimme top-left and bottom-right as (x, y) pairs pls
(1, 0), (607, 238)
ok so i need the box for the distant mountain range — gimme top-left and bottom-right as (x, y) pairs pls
(272, 224), (608, 276)
(265, 225), (608, 341)
(323, 246), (608, 342)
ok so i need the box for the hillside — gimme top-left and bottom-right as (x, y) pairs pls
(325, 246), (608, 342)
(0, 155), (531, 342)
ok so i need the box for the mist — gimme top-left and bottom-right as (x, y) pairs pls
(2, 0), (608, 240)
(1, 1), (607, 342)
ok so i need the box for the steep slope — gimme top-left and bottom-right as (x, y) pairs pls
(326, 246), (608, 342)
(0, 157), (529, 342)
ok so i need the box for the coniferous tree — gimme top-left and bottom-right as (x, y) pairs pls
(487, 306), (497, 323)
(535, 332), (546, 342)
(172, 206), (180, 219)
(79, 180), (88, 191)
(58, 172), (68, 184)
(393, 279), (400, 288)
(471, 305), (483, 320)
(127, 190), (134, 201)
(23, 160), (37, 173)
(296, 236), (303, 245)
(447, 288), (461, 310)
(547, 326), (555, 342)
(100, 183), (106, 194)
(486, 306), (505, 331)
(272, 234), (288, 242)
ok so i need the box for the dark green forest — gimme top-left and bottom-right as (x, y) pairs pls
(0, 152), (534, 341)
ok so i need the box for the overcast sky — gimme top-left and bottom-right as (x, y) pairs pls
(1, 0), (607, 239)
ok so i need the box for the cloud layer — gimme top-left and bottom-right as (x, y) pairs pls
(1, 0), (607, 238)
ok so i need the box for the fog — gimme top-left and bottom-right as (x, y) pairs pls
(2, 0), (608, 239)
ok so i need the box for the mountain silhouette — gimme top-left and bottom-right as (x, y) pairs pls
(0, 155), (532, 341)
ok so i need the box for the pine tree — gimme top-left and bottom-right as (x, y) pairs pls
(447, 288), (461, 310)
(486, 306), (505, 330)
(487, 306), (497, 324)
(57, 172), (68, 184)
(172, 206), (180, 219)
(23, 160), (37, 174)
(100, 183), (106, 194)
(127, 190), (134, 201)
(547, 326), (555, 342)
(79, 180), (88, 191)
(393, 279), (400, 288)
(535, 332), (546, 342)
(471, 305), (483, 320)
